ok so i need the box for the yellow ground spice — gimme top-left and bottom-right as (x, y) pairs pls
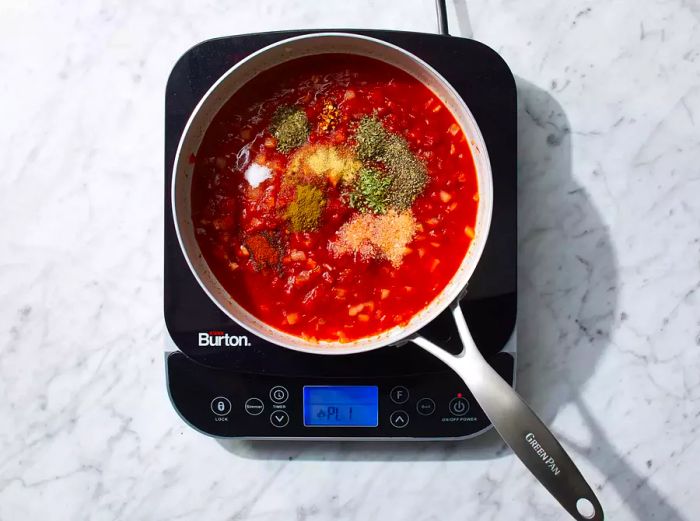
(285, 184), (326, 232)
(330, 209), (417, 267)
(286, 143), (361, 185)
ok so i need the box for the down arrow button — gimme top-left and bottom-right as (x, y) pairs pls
(270, 410), (290, 428)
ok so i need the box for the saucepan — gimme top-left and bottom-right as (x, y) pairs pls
(172, 33), (603, 521)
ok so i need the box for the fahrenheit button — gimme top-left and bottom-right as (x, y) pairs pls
(449, 397), (469, 416)
(390, 386), (409, 404)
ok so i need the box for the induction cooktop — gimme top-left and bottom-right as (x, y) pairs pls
(164, 29), (517, 439)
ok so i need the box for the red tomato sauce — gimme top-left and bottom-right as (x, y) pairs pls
(191, 54), (479, 343)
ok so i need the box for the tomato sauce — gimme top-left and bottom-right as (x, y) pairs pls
(191, 54), (479, 342)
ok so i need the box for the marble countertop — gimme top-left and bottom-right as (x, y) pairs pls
(1, 1), (699, 519)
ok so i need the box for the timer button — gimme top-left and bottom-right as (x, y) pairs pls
(211, 397), (232, 416)
(270, 410), (290, 428)
(269, 386), (289, 404)
(390, 386), (409, 404)
(449, 397), (469, 416)
(416, 398), (436, 416)
(389, 410), (409, 428)
(244, 397), (264, 416)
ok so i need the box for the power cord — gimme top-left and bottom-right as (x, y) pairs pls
(435, 0), (449, 35)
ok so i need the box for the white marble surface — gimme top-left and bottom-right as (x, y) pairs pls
(1, 0), (699, 519)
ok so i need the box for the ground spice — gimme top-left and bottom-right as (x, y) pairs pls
(331, 209), (417, 267)
(287, 144), (361, 185)
(269, 106), (309, 153)
(353, 117), (427, 209)
(285, 184), (326, 232)
(245, 233), (280, 268)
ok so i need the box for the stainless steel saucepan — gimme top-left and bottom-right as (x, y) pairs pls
(172, 32), (603, 521)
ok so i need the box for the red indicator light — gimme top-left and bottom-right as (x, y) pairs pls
(457, 393), (463, 398)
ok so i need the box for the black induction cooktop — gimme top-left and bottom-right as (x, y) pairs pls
(165, 30), (517, 439)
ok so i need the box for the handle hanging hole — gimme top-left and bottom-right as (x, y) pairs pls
(576, 498), (595, 519)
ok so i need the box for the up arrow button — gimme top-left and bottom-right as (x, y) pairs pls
(390, 410), (409, 428)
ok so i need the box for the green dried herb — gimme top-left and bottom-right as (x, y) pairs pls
(285, 184), (325, 232)
(382, 135), (427, 210)
(349, 167), (392, 214)
(270, 106), (309, 153)
(352, 116), (427, 210)
(354, 116), (389, 161)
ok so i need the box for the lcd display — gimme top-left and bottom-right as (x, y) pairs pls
(303, 386), (379, 427)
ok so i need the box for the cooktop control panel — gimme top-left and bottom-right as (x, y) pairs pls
(167, 351), (514, 439)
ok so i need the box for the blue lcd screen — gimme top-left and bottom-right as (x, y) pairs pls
(303, 386), (378, 427)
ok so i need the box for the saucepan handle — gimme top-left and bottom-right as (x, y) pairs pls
(412, 304), (604, 521)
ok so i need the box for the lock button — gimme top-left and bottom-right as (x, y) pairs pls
(211, 396), (232, 416)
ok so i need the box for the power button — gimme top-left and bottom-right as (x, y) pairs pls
(448, 397), (469, 416)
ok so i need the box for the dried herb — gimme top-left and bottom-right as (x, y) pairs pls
(382, 135), (427, 210)
(349, 167), (392, 214)
(270, 106), (309, 153)
(353, 116), (427, 210)
(285, 184), (325, 232)
(354, 116), (388, 161)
